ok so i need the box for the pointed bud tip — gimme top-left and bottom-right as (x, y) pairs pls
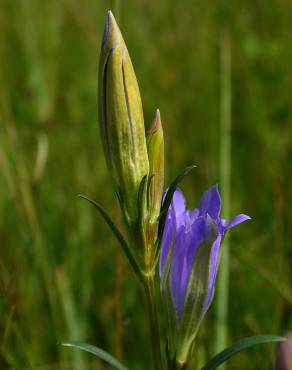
(106, 10), (116, 25)
(101, 10), (120, 52)
(148, 109), (162, 135)
(155, 108), (161, 121)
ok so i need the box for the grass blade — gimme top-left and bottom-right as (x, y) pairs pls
(79, 195), (144, 283)
(200, 335), (286, 370)
(215, 28), (232, 364)
(60, 342), (128, 370)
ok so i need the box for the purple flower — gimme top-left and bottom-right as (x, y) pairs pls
(159, 185), (250, 363)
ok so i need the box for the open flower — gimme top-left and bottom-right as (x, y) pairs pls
(159, 185), (250, 365)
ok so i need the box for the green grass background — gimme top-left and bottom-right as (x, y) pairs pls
(0, 0), (291, 369)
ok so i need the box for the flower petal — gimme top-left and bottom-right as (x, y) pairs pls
(204, 233), (222, 310)
(159, 211), (176, 277)
(169, 227), (188, 318)
(160, 188), (187, 277)
(171, 188), (186, 227)
(224, 213), (251, 231)
(199, 185), (221, 220)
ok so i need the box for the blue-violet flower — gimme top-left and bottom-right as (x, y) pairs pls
(159, 185), (251, 365)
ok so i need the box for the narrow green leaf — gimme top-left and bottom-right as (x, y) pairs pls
(60, 342), (128, 370)
(158, 165), (196, 240)
(79, 195), (144, 283)
(200, 335), (286, 370)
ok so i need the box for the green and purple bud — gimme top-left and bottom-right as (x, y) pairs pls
(98, 11), (149, 225)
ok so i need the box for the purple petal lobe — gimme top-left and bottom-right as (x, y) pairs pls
(159, 211), (175, 277)
(204, 234), (222, 309)
(160, 188), (186, 277)
(169, 227), (188, 319)
(172, 188), (186, 221)
(224, 214), (251, 231)
(199, 185), (221, 220)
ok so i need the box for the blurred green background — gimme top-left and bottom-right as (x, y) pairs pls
(0, 0), (291, 369)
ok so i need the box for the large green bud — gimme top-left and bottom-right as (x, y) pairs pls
(98, 11), (149, 225)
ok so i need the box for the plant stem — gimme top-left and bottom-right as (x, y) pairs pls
(144, 276), (163, 370)
(168, 358), (187, 370)
(114, 240), (123, 360)
(56, 268), (87, 370)
(215, 28), (232, 366)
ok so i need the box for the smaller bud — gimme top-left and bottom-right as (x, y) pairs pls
(147, 109), (164, 223)
(276, 334), (292, 370)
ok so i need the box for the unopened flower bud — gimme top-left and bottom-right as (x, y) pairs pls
(147, 109), (164, 223)
(98, 11), (149, 223)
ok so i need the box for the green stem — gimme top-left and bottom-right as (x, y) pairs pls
(215, 28), (231, 366)
(144, 276), (163, 370)
(168, 358), (187, 370)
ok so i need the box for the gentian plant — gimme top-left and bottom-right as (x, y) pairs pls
(61, 10), (286, 370)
